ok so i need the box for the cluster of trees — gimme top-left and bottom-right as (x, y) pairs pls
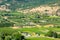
(0, 22), (14, 27)
(0, 19), (14, 27)
(45, 31), (60, 38)
(0, 29), (25, 40)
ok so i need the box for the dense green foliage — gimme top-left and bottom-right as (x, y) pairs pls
(0, 28), (25, 40)
(0, 27), (60, 40)
(45, 31), (57, 38)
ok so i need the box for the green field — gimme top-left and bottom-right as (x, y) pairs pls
(27, 37), (60, 40)
(0, 27), (60, 40)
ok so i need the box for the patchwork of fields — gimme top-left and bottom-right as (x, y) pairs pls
(0, 0), (60, 40)
(0, 10), (60, 40)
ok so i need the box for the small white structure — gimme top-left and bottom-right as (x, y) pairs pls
(21, 32), (31, 38)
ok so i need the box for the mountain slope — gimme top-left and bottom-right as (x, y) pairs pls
(0, 0), (60, 10)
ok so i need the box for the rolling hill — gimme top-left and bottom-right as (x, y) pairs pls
(0, 0), (60, 10)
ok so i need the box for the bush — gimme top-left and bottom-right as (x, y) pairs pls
(12, 32), (22, 40)
(0, 21), (14, 27)
(45, 31), (58, 38)
(57, 34), (60, 38)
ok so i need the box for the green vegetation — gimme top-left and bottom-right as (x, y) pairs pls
(0, 27), (60, 40)
(0, 0), (60, 40)
(0, 0), (60, 10)
(27, 37), (56, 40)
(0, 28), (25, 40)
(0, 11), (60, 27)
(0, 10), (60, 40)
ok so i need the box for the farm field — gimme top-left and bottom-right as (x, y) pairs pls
(0, 11), (60, 40)
(27, 37), (60, 40)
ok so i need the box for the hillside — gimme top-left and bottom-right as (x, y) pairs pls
(0, 0), (60, 40)
(0, 0), (60, 27)
(0, 0), (60, 11)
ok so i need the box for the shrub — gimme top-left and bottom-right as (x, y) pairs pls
(12, 32), (22, 40)
(45, 31), (58, 38)
(57, 34), (60, 38)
